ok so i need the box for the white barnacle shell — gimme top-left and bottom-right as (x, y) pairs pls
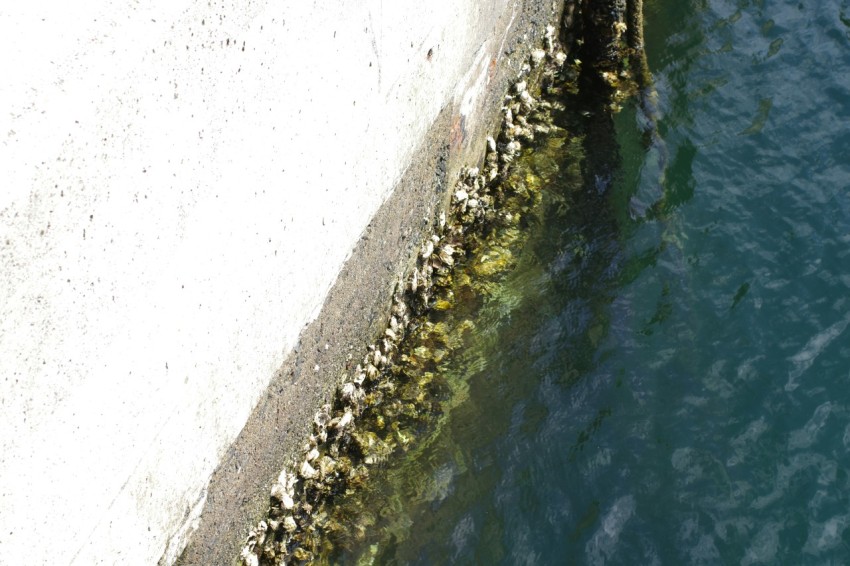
(270, 481), (287, 501)
(277, 470), (295, 490)
(454, 188), (469, 202)
(392, 297), (407, 314)
(514, 80), (527, 94)
(439, 211), (446, 229)
(410, 268), (419, 293)
(300, 460), (318, 479)
(545, 24), (556, 52)
(420, 267), (433, 288)
(385, 327), (397, 341)
(391, 302), (405, 319)
(280, 492), (295, 510)
(439, 244), (455, 266)
(240, 547), (259, 566)
(372, 348), (382, 367)
(341, 381), (357, 401)
(314, 405), (331, 429)
(530, 48), (546, 67)
(366, 363), (379, 379)
(487, 136), (497, 152)
(336, 410), (354, 430)
(283, 516), (297, 533)
(421, 240), (434, 260)
(286, 473), (298, 492)
(516, 126), (534, 141)
(466, 166), (479, 178)
(306, 447), (320, 462)
(555, 51), (567, 65)
(254, 521), (268, 547)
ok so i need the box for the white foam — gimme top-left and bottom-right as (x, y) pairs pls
(785, 311), (850, 391)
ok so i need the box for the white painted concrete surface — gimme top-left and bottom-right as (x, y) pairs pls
(0, 0), (521, 563)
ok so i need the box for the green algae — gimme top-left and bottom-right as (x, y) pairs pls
(308, 119), (584, 566)
(238, 20), (623, 564)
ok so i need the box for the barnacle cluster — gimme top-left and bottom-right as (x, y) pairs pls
(240, 26), (571, 566)
(586, 2), (649, 113)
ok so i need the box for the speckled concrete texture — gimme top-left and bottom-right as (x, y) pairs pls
(0, 1), (563, 564)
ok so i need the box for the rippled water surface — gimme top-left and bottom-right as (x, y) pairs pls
(341, 1), (850, 563)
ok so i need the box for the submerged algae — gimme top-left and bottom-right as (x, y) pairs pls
(238, 2), (655, 558)
(318, 96), (594, 566)
(310, 13), (661, 555)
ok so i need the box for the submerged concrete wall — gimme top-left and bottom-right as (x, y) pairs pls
(0, 1), (562, 564)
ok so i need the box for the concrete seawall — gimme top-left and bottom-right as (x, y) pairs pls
(0, 1), (564, 563)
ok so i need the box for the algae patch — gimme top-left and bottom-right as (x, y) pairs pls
(239, 21), (590, 566)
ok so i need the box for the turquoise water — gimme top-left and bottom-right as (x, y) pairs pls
(338, 1), (850, 563)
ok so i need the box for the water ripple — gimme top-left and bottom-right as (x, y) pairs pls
(786, 312), (850, 391)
